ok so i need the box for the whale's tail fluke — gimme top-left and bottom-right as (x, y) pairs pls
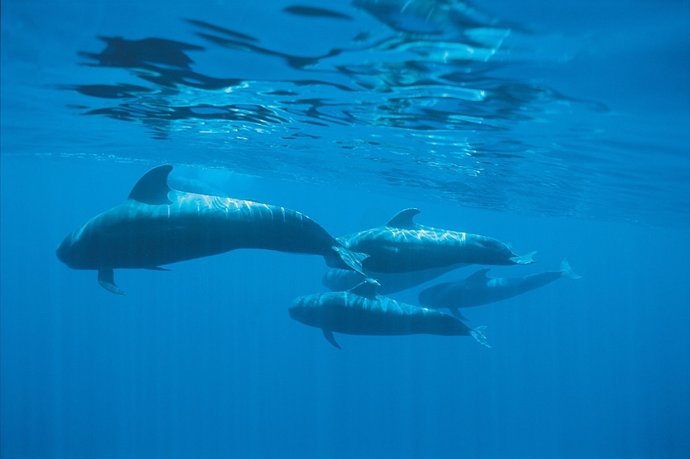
(330, 245), (369, 277)
(470, 325), (491, 348)
(510, 250), (536, 265)
(560, 259), (582, 280)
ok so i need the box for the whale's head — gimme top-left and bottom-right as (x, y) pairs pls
(469, 236), (516, 264)
(417, 284), (438, 307)
(321, 268), (364, 292)
(289, 295), (314, 324)
(289, 294), (329, 328)
(56, 226), (97, 269)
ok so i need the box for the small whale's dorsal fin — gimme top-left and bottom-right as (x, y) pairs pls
(322, 329), (341, 349)
(466, 268), (491, 283)
(349, 280), (379, 299)
(128, 165), (173, 205)
(386, 208), (421, 228)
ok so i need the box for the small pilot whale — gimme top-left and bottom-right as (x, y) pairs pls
(322, 264), (466, 294)
(289, 281), (490, 349)
(335, 208), (535, 273)
(56, 165), (367, 293)
(418, 260), (581, 314)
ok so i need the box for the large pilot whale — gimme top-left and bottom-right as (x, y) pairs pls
(56, 165), (367, 293)
(334, 208), (535, 273)
(419, 260), (581, 315)
(289, 281), (490, 349)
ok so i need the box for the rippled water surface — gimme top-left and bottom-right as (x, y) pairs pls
(3, 0), (688, 226)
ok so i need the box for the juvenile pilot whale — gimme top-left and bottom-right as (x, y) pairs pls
(419, 260), (581, 315)
(322, 264), (466, 294)
(289, 281), (490, 349)
(335, 208), (535, 273)
(57, 165), (367, 293)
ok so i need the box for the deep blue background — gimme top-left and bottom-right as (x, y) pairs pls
(2, 0), (690, 458)
(3, 158), (690, 458)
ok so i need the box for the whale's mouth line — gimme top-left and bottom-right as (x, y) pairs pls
(56, 241), (69, 265)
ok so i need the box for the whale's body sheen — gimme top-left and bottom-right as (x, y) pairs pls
(57, 165), (366, 293)
(60, 192), (340, 268)
(337, 208), (535, 273)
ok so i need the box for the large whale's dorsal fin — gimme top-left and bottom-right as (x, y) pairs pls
(386, 208), (420, 228)
(128, 165), (173, 205)
(349, 280), (379, 299)
(466, 268), (491, 283)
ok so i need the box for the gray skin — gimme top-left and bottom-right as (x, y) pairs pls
(335, 208), (535, 273)
(418, 261), (580, 314)
(289, 281), (490, 349)
(56, 165), (366, 294)
(322, 264), (466, 294)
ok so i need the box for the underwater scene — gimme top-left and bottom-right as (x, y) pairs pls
(2, 0), (689, 458)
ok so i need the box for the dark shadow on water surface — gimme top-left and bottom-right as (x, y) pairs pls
(55, 0), (686, 227)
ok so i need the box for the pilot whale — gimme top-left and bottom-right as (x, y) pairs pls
(289, 281), (490, 349)
(419, 260), (581, 314)
(56, 165), (367, 293)
(334, 208), (535, 273)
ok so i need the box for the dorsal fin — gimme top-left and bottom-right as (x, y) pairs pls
(349, 280), (379, 299)
(128, 165), (173, 205)
(386, 208), (420, 228)
(466, 268), (491, 283)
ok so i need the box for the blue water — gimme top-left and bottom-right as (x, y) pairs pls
(2, 0), (689, 458)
